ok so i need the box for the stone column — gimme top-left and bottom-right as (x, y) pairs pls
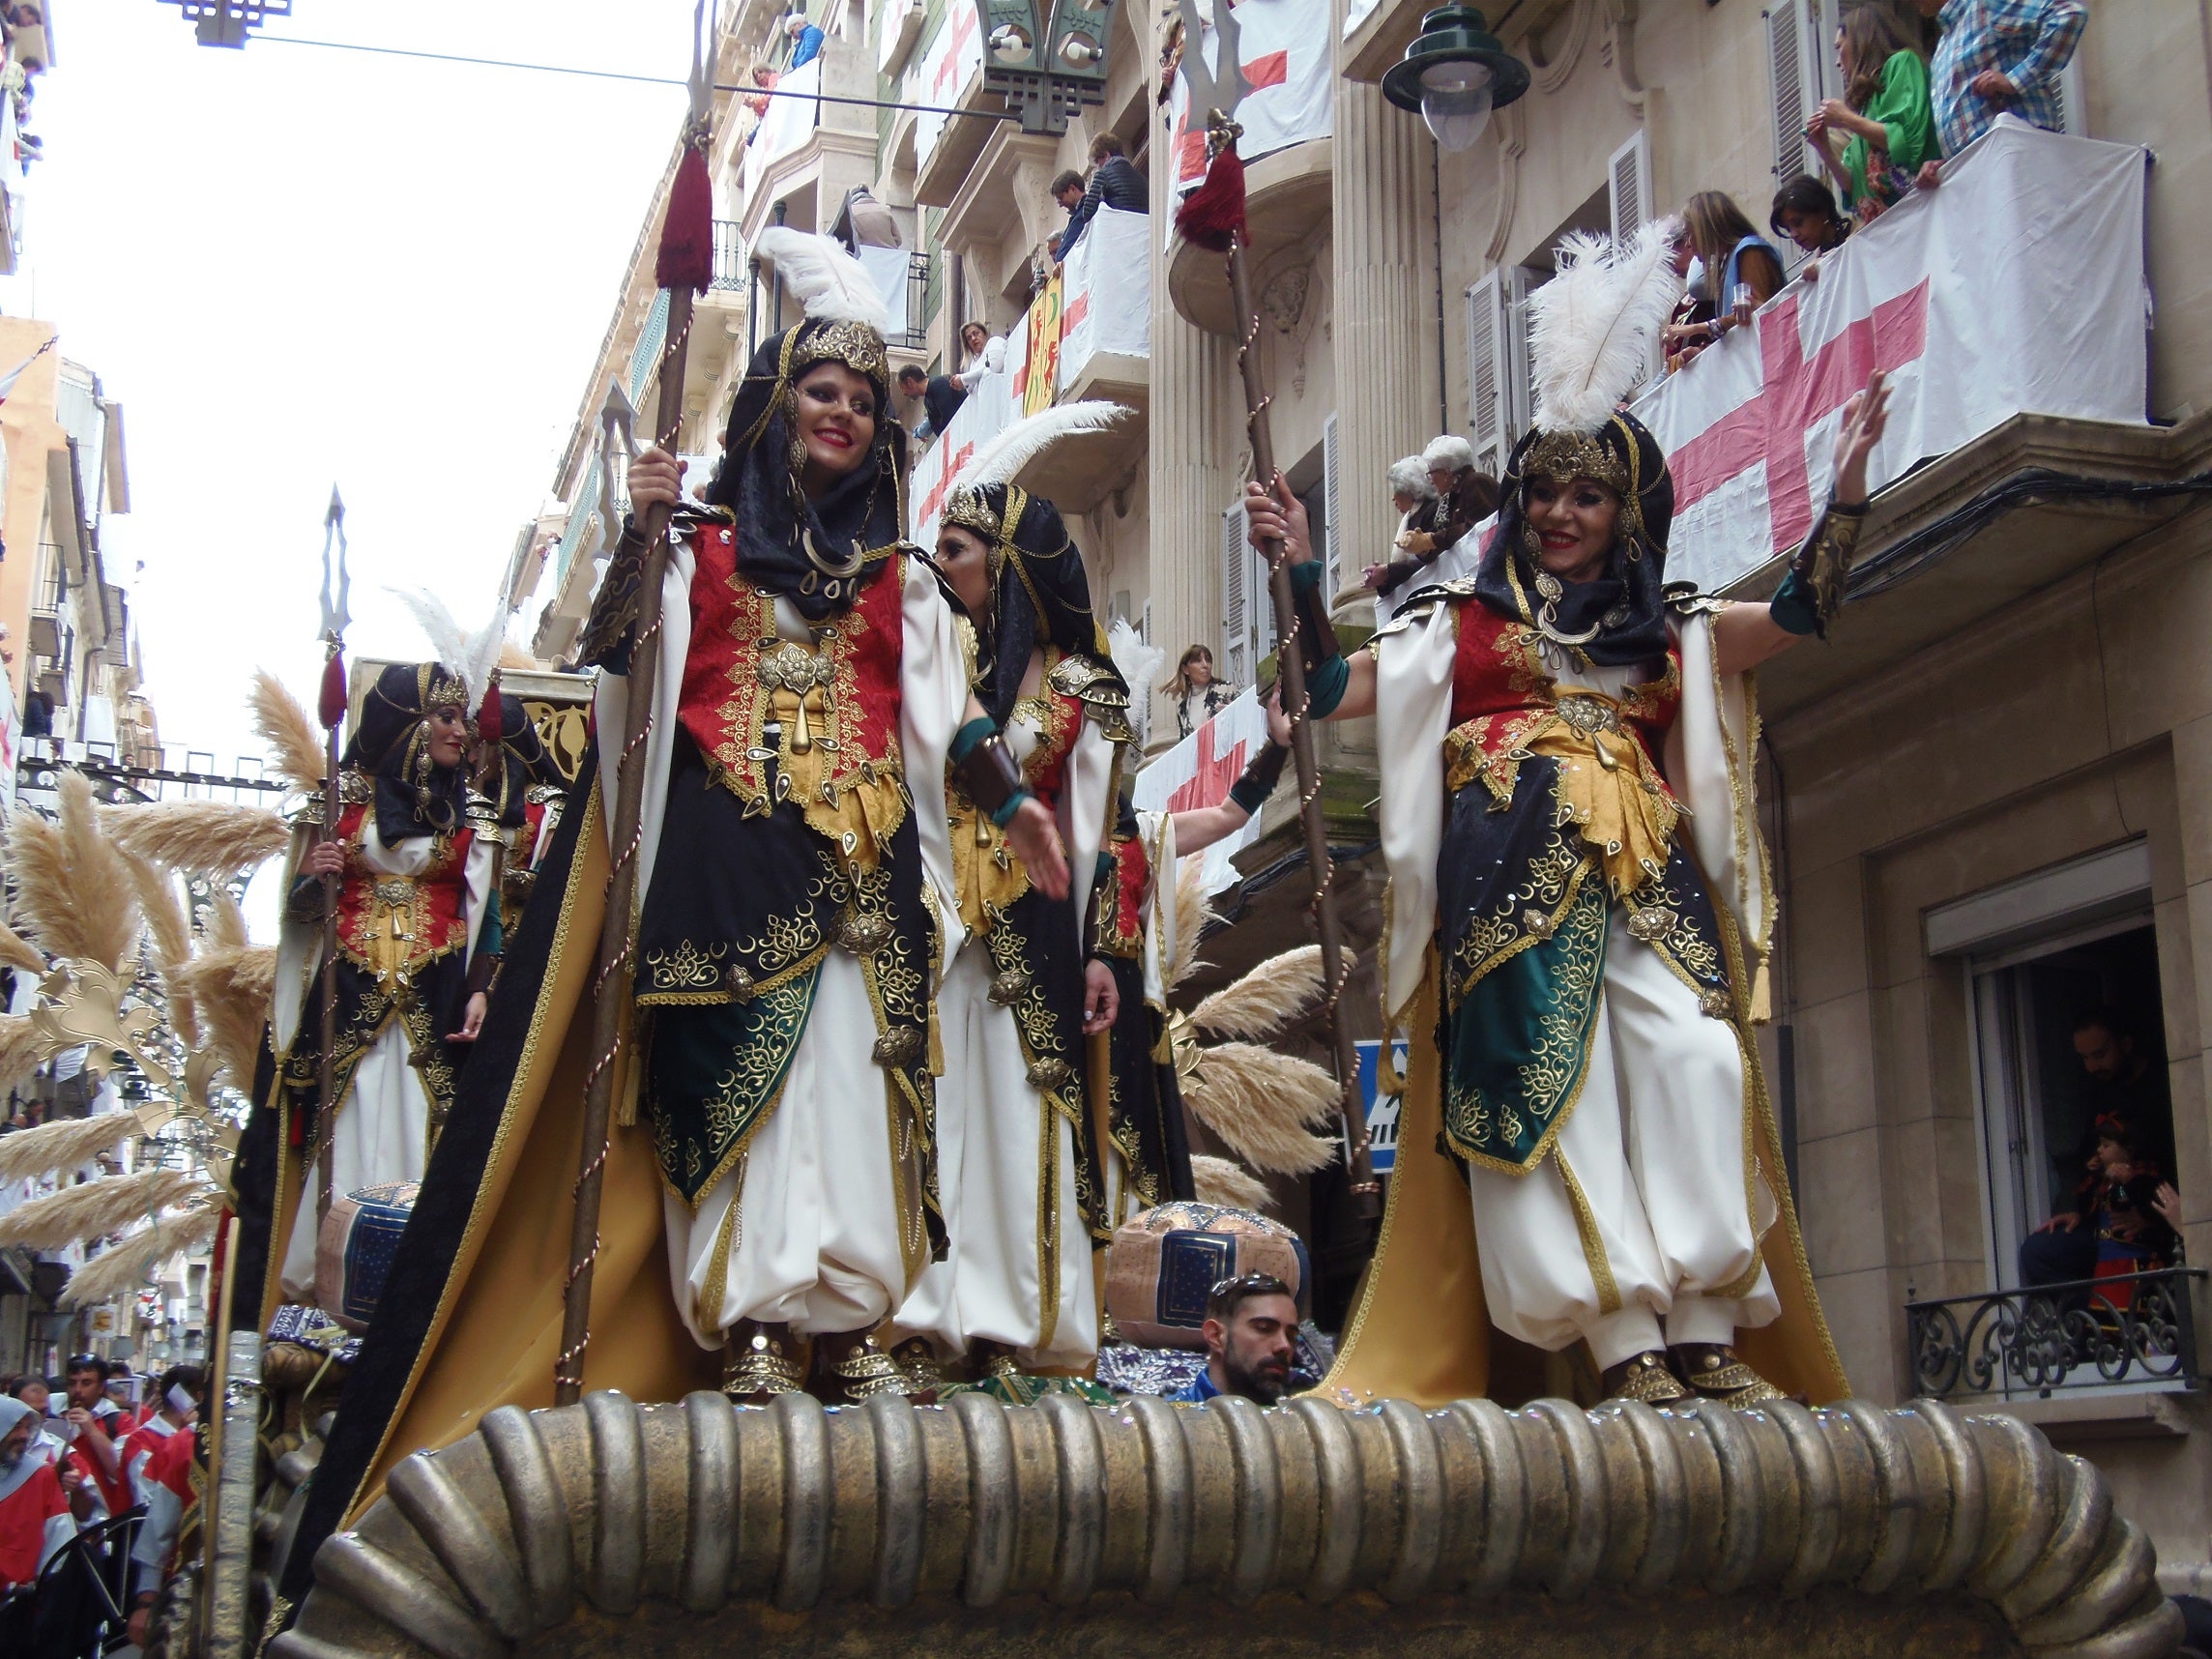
(1330, 66), (1444, 578)
(1146, 132), (1234, 750)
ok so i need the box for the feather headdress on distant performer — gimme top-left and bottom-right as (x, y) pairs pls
(702, 227), (907, 620)
(1470, 216), (1686, 669)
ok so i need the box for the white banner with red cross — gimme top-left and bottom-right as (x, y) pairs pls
(1631, 120), (2148, 597)
(1132, 686), (1273, 897)
(913, 1), (983, 172)
(1169, 0), (1334, 197)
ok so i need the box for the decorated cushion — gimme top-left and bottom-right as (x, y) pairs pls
(315, 1182), (419, 1334)
(1104, 1201), (1308, 1351)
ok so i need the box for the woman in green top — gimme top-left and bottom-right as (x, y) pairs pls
(1808, 8), (1935, 224)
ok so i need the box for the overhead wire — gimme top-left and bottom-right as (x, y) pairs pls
(249, 34), (1018, 121)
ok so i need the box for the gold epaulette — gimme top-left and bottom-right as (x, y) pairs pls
(1047, 653), (1135, 742)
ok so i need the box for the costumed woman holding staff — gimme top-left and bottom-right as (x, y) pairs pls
(269, 662), (502, 1308)
(593, 229), (1068, 1403)
(1247, 221), (1883, 1407)
(891, 403), (1138, 1387)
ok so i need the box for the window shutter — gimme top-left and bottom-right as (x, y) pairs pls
(1465, 270), (1506, 477)
(1607, 130), (1650, 239)
(1322, 412), (1342, 598)
(1504, 265), (1534, 450)
(1766, 1), (1818, 187)
(2054, 53), (2086, 135)
(1221, 500), (1249, 688)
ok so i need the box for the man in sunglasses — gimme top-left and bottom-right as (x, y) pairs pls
(1173, 1273), (1299, 1406)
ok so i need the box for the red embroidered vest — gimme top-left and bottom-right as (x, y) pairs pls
(331, 802), (474, 980)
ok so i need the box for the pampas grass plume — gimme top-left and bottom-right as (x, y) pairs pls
(1190, 1155), (1273, 1213)
(1185, 1041), (1338, 1176)
(0, 1166), (210, 1249)
(103, 801), (290, 879)
(61, 1206), (220, 1309)
(251, 670), (328, 793)
(0, 1111), (140, 1185)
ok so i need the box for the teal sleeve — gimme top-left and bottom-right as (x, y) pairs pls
(478, 887), (504, 959)
(950, 716), (994, 763)
(1768, 568), (1822, 637)
(1288, 559), (1324, 595)
(1306, 654), (1349, 718)
(988, 788), (1035, 829)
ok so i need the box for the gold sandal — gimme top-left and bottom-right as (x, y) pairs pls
(1601, 1350), (1692, 1405)
(889, 1337), (945, 1403)
(1669, 1343), (1788, 1409)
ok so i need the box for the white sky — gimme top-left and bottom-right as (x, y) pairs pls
(3, 0), (702, 764)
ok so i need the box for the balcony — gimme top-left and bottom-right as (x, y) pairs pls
(1906, 1270), (2205, 1404)
(1166, 138), (1332, 336)
(910, 3), (1000, 208)
(1615, 122), (2161, 723)
(738, 44), (883, 246)
(909, 210), (1150, 539)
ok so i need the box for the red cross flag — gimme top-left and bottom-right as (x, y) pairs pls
(1633, 120), (2148, 597)
(1132, 686), (1272, 897)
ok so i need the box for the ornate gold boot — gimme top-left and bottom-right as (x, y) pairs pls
(722, 1319), (804, 1403)
(812, 1329), (913, 1405)
(1668, 1343), (1787, 1409)
(1600, 1350), (1692, 1405)
(888, 1337), (945, 1404)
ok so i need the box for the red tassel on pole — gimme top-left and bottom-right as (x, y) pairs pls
(1174, 135), (1247, 253)
(317, 645), (347, 732)
(477, 672), (504, 745)
(655, 141), (715, 295)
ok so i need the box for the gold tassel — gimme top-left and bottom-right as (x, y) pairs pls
(1751, 960), (1773, 1025)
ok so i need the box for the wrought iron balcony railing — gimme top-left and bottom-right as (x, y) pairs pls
(1906, 1268), (2205, 1400)
(710, 221), (929, 350)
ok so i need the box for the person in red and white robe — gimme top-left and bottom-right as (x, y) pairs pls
(0, 1396), (73, 1599)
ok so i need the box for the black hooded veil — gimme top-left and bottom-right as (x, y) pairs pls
(348, 661), (474, 846)
(946, 480), (1128, 725)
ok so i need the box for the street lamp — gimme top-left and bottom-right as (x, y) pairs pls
(975, 0), (1111, 133)
(1381, 6), (1529, 153)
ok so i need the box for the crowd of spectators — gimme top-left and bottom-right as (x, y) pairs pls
(1050, 132), (1147, 266)
(0, 1353), (204, 1652)
(1658, 0), (2084, 381)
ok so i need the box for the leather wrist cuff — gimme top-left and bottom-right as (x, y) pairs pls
(1228, 741), (1289, 815)
(955, 729), (1026, 817)
(466, 951), (500, 997)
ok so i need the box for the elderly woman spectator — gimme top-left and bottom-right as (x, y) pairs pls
(1388, 453), (1439, 539)
(1809, 8), (1935, 224)
(784, 11), (825, 69)
(1163, 645), (1237, 739)
(1366, 436), (1499, 596)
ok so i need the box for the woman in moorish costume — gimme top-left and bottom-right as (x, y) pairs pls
(1247, 224), (1886, 1409)
(892, 422), (1137, 1385)
(270, 661), (503, 1304)
(599, 230), (1067, 1404)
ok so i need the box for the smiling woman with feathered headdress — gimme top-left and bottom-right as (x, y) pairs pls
(1239, 218), (1893, 1415)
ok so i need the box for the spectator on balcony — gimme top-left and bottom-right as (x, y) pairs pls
(1770, 176), (1852, 276)
(1050, 132), (1148, 265)
(1162, 645), (1236, 739)
(959, 318), (1005, 381)
(1368, 436), (1500, 597)
(1388, 453), (1440, 541)
(1663, 192), (1785, 373)
(742, 64), (778, 122)
(783, 12), (825, 71)
(1918, 0), (2086, 184)
(1808, 8), (1935, 224)
(20, 685), (49, 737)
(895, 364), (932, 439)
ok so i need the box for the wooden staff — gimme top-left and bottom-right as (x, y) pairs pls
(556, 85), (715, 1404)
(1181, 113), (1382, 1221)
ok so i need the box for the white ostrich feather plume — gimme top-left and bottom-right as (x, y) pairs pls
(955, 401), (1129, 495)
(1528, 218), (1684, 436)
(388, 590), (508, 711)
(1106, 620), (1164, 745)
(753, 227), (891, 333)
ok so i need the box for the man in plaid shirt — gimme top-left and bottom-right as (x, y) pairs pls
(1919, 0), (2087, 173)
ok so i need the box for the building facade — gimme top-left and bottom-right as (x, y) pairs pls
(507, 0), (2212, 1585)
